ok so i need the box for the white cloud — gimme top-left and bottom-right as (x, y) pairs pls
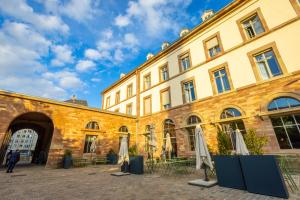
(91, 78), (101, 82)
(114, 15), (131, 27)
(51, 44), (74, 67)
(84, 49), (102, 61)
(43, 70), (84, 90)
(124, 33), (139, 47)
(41, 0), (100, 22)
(76, 60), (96, 72)
(0, 0), (69, 34)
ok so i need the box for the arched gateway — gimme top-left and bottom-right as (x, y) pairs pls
(0, 112), (54, 166)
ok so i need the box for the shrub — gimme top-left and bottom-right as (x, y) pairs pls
(217, 130), (232, 155)
(64, 149), (72, 157)
(244, 129), (268, 155)
(128, 145), (138, 156)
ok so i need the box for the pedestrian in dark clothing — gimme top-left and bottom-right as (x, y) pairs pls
(5, 150), (12, 167)
(6, 150), (20, 173)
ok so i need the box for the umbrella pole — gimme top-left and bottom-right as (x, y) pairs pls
(204, 164), (209, 181)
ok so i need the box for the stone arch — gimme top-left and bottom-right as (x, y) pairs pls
(215, 104), (246, 122)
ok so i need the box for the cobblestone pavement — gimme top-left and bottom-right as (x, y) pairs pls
(0, 165), (299, 200)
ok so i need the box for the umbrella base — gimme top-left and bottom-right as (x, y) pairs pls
(188, 179), (217, 187)
(111, 172), (131, 176)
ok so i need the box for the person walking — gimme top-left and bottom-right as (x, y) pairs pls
(5, 150), (12, 167)
(6, 150), (20, 173)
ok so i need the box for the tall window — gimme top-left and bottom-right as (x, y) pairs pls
(84, 135), (97, 153)
(126, 103), (133, 115)
(268, 97), (300, 149)
(220, 108), (246, 149)
(127, 84), (133, 98)
(86, 121), (99, 130)
(182, 80), (196, 103)
(163, 119), (177, 158)
(159, 65), (169, 81)
(144, 96), (152, 115)
(179, 52), (191, 71)
(242, 14), (265, 39)
(119, 126), (129, 148)
(160, 88), (171, 110)
(186, 115), (201, 151)
(213, 68), (231, 93)
(206, 36), (222, 58)
(115, 91), (120, 104)
(105, 96), (110, 108)
(254, 49), (282, 80)
(144, 73), (151, 90)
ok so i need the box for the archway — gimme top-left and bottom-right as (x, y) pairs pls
(0, 112), (54, 166)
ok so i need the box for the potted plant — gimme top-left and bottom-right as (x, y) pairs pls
(128, 145), (144, 174)
(63, 149), (73, 169)
(106, 148), (118, 164)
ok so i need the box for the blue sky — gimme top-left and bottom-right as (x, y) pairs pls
(0, 0), (232, 108)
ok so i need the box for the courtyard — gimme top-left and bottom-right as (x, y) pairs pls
(0, 165), (299, 200)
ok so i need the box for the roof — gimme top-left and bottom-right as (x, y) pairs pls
(64, 99), (88, 106)
(101, 0), (248, 95)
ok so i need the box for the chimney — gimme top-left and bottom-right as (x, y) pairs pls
(71, 95), (77, 102)
(161, 42), (170, 50)
(179, 28), (190, 37)
(120, 73), (126, 79)
(201, 10), (214, 22)
(146, 53), (154, 60)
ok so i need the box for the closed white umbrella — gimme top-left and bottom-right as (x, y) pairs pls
(118, 136), (129, 164)
(235, 129), (249, 155)
(195, 124), (213, 170)
(90, 139), (97, 153)
(165, 133), (172, 159)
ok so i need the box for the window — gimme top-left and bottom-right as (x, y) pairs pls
(242, 14), (265, 39)
(178, 50), (191, 72)
(182, 79), (196, 103)
(248, 42), (287, 81)
(85, 121), (99, 130)
(160, 87), (171, 110)
(115, 91), (120, 104)
(186, 115), (201, 151)
(163, 119), (177, 158)
(119, 126), (128, 132)
(220, 108), (242, 119)
(254, 49), (282, 80)
(237, 8), (268, 41)
(203, 32), (223, 60)
(119, 126), (130, 148)
(143, 73), (151, 90)
(126, 103), (133, 115)
(105, 96), (110, 108)
(143, 95), (152, 115)
(209, 64), (233, 94)
(127, 84), (133, 98)
(159, 64), (169, 82)
(268, 97), (300, 149)
(84, 135), (97, 153)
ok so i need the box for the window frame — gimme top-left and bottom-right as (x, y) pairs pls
(203, 32), (224, 60)
(126, 103), (133, 115)
(115, 90), (120, 104)
(105, 96), (110, 108)
(209, 62), (234, 95)
(236, 8), (269, 42)
(158, 62), (170, 82)
(178, 49), (192, 72)
(181, 77), (197, 104)
(83, 134), (98, 153)
(247, 42), (287, 82)
(143, 72), (151, 91)
(290, 0), (300, 16)
(160, 87), (172, 111)
(126, 83), (133, 98)
(143, 95), (152, 116)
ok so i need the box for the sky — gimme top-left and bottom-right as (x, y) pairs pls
(0, 0), (232, 108)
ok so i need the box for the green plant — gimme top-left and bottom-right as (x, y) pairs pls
(64, 149), (72, 157)
(244, 129), (268, 155)
(128, 145), (138, 156)
(217, 130), (232, 155)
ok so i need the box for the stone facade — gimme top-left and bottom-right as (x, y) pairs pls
(0, 91), (136, 168)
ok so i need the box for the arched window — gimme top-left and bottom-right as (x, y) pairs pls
(268, 97), (300, 149)
(186, 115), (201, 151)
(220, 107), (245, 150)
(119, 126), (129, 149)
(220, 108), (242, 119)
(86, 121), (99, 130)
(163, 119), (177, 158)
(119, 126), (128, 132)
(268, 97), (300, 111)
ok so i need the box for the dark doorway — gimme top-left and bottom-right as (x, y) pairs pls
(0, 112), (54, 166)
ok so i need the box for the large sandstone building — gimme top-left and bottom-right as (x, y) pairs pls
(0, 0), (300, 168)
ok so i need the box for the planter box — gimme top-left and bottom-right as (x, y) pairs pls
(63, 156), (72, 169)
(214, 155), (246, 190)
(239, 155), (289, 199)
(129, 156), (144, 174)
